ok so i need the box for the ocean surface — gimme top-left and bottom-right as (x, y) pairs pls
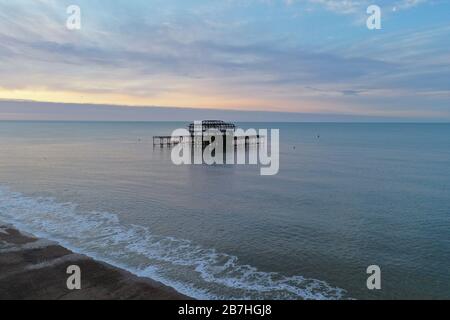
(0, 121), (449, 299)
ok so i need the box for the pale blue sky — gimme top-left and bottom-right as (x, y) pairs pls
(0, 0), (449, 121)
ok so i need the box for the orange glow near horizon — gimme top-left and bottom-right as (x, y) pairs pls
(0, 87), (333, 113)
(0, 87), (443, 119)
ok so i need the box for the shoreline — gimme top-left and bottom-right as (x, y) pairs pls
(0, 223), (191, 300)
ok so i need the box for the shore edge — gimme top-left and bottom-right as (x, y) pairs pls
(0, 223), (191, 300)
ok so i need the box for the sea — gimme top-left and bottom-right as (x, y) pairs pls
(0, 121), (449, 299)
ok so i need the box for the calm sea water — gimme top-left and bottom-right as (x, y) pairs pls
(0, 121), (449, 299)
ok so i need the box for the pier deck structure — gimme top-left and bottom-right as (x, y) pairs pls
(153, 120), (264, 147)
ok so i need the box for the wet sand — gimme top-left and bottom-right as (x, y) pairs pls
(0, 224), (190, 300)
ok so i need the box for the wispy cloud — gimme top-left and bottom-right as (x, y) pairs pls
(284, 0), (430, 14)
(0, 0), (449, 119)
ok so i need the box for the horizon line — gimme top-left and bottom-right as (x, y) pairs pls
(1, 98), (448, 123)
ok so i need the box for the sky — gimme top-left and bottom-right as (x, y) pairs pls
(0, 0), (449, 121)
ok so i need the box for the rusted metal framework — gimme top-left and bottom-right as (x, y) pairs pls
(188, 120), (236, 134)
(153, 121), (264, 147)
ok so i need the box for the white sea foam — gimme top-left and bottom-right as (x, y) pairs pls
(0, 238), (57, 253)
(25, 254), (87, 271)
(0, 186), (347, 300)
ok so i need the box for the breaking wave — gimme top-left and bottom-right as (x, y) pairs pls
(0, 186), (347, 300)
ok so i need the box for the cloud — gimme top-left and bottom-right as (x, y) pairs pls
(303, 0), (429, 14)
(0, 1), (395, 95)
(0, 0), (448, 119)
(396, 0), (428, 9)
(308, 0), (363, 14)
